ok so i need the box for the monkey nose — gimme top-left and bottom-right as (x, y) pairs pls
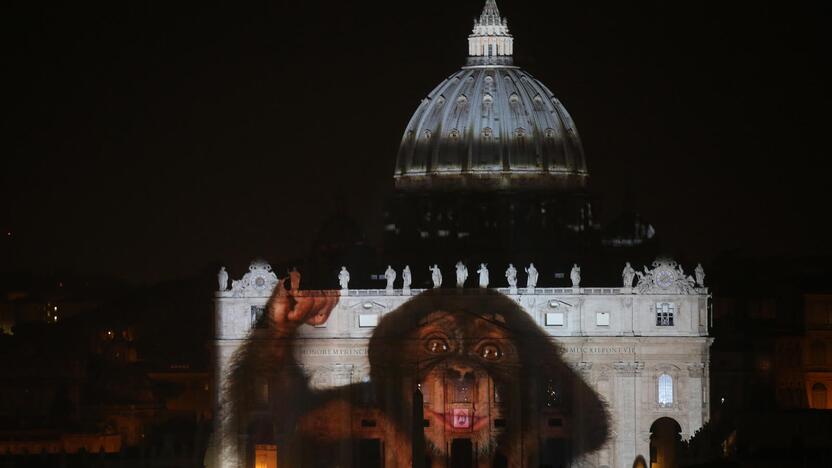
(446, 364), (475, 381)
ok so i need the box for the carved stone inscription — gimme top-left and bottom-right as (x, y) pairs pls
(565, 346), (636, 354)
(297, 347), (368, 357)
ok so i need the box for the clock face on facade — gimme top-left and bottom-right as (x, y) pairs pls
(254, 276), (267, 289)
(655, 269), (675, 289)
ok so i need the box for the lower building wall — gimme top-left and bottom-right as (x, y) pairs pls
(212, 288), (711, 468)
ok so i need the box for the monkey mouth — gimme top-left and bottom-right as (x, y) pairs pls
(427, 409), (489, 432)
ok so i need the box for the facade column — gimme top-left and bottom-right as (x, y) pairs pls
(613, 361), (643, 467)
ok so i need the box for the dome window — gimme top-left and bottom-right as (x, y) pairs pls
(449, 129), (460, 139)
(423, 130), (432, 140)
(482, 127), (493, 138)
(456, 95), (468, 107)
(483, 94), (493, 105)
(544, 128), (556, 139)
(484, 75), (494, 84)
(509, 93), (521, 105)
(436, 95), (446, 106)
(514, 128), (526, 138)
(533, 95), (545, 110)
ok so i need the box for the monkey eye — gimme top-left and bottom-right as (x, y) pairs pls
(479, 343), (502, 361)
(425, 337), (450, 354)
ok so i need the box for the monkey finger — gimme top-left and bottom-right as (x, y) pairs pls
(287, 294), (317, 323)
(305, 293), (339, 326)
(268, 291), (292, 325)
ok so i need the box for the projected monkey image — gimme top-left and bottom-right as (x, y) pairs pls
(226, 289), (609, 467)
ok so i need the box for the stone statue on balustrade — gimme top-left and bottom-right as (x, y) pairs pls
(455, 261), (468, 288)
(505, 264), (518, 293)
(525, 263), (539, 293)
(570, 264), (581, 288)
(695, 263), (705, 287)
(477, 263), (489, 288)
(218, 266), (229, 292)
(622, 262), (635, 288)
(384, 266), (397, 293)
(402, 266), (412, 293)
(338, 267), (350, 291)
(429, 264), (442, 288)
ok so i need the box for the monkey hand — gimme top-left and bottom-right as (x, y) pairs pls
(267, 288), (339, 337)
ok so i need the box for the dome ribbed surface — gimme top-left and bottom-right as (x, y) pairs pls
(395, 67), (588, 191)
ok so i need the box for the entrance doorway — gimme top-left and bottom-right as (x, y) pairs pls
(450, 438), (473, 468)
(649, 417), (682, 468)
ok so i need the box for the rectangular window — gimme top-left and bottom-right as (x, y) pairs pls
(545, 312), (565, 326)
(251, 305), (267, 329)
(359, 314), (379, 328)
(656, 303), (675, 327)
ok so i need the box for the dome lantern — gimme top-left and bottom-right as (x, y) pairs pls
(468, 0), (513, 65)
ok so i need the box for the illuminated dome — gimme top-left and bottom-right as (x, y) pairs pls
(394, 0), (588, 192)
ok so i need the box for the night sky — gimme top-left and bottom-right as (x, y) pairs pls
(3, 1), (829, 284)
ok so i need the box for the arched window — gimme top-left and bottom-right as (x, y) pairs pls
(812, 383), (828, 409)
(658, 374), (673, 406)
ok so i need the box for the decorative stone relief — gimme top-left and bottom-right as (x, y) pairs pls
(635, 258), (696, 295)
(613, 361), (644, 376)
(231, 259), (278, 298)
(687, 362), (705, 378)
